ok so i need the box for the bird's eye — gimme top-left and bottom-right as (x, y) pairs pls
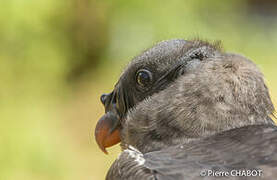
(136, 69), (153, 87)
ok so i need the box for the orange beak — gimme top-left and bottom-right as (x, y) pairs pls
(95, 112), (121, 154)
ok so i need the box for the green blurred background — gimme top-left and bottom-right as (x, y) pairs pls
(1, 0), (277, 179)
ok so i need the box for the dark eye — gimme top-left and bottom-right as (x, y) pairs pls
(136, 69), (152, 87)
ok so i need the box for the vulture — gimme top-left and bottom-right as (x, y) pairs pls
(94, 39), (277, 180)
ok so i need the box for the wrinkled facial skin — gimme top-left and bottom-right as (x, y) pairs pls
(94, 40), (219, 153)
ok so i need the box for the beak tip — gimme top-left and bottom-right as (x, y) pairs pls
(99, 143), (109, 154)
(103, 149), (108, 155)
(94, 130), (108, 154)
(94, 112), (121, 154)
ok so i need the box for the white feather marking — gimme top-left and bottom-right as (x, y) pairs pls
(124, 145), (145, 166)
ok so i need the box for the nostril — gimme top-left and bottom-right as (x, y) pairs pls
(100, 94), (108, 105)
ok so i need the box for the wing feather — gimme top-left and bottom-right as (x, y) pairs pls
(107, 125), (277, 180)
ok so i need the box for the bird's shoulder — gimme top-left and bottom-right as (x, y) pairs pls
(145, 124), (277, 180)
(107, 124), (277, 180)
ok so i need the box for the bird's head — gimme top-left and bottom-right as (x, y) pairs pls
(95, 39), (275, 154)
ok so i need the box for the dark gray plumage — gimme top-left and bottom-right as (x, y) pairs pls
(108, 125), (277, 180)
(95, 39), (277, 180)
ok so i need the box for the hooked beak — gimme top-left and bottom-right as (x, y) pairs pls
(95, 112), (121, 154)
(95, 91), (122, 154)
(95, 89), (124, 154)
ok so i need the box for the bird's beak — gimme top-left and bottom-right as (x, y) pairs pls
(95, 112), (121, 154)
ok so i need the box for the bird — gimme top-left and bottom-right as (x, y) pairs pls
(94, 39), (277, 180)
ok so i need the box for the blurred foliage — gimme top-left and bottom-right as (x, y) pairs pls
(0, 0), (277, 180)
